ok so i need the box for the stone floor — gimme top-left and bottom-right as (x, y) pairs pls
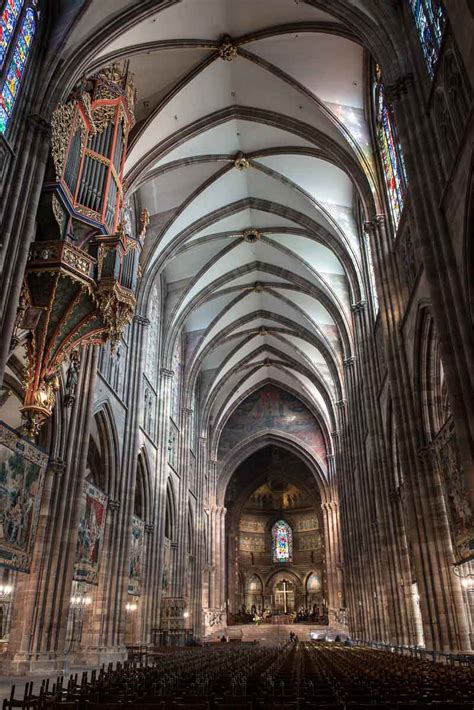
(207, 623), (349, 646)
(0, 666), (97, 703)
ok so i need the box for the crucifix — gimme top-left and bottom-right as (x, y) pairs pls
(279, 580), (292, 614)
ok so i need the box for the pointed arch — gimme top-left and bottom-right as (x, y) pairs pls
(135, 448), (152, 522)
(91, 401), (121, 497)
(414, 305), (451, 444)
(187, 499), (195, 555)
(164, 476), (177, 542)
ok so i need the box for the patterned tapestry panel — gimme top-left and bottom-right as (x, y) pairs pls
(0, 421), (49, 571)
(74, 481), (108, 585)
(128, 515), (145, 596)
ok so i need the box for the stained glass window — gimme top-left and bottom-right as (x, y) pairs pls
(375, 69), (407, 232)
(0, 2), (36, 134)
(0, 0), (23, 69)
(272, 520), (292, 563)
(408, 0), (446, 77)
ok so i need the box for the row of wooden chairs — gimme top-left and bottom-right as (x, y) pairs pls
(3, 641), (473, 709)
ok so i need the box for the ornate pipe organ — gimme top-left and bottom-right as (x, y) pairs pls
(16, 63), (149, 437)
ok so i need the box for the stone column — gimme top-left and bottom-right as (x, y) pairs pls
(0, 115), (51, 387)
(322, 499), (342, 622)
(387, 76), (473, 513)
(370, 214), (471, 651)
(2, 346), (98, 674)
(75, 498), (124, 665)
(195, 435), (209, 637)
(139, 523), (154, 643)
(151, 367), (176, 642)
(147, 367), (174, 639)
(208, 505), (226, 616)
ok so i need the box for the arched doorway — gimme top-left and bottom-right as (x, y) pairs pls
(225, 445), (327, 623)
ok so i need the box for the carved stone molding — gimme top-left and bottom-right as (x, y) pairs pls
(417, 445), (436, 463)
(219, 35), (238, 61)
(234, 152), (250, 170)
(335, 399), (347, 409)
(243, 228), (261, 243)
(145, 523), (154, 535)
(343, 356), (356, 368)
(160, 368), (174, 379)
(133, 314), (150, 326)
(108, 498), (120, 512)
(351, 300), (367, 313)
(48, 458), (66, 476)
(385, 74), (414, 103)
(27, 113), (51, 137)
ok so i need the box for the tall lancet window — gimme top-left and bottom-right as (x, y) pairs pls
(0, 0), (38, 134)
(374, 67), (407, 232)
(408, 0), (446, 78)
(272, 520), (292, 563)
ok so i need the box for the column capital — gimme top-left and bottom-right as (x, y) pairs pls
(205, 505), (226, 516)
(343, 356), (356, 368)
(335, 399), (347, 409)
(133, 314), (150, 326)
(160, 368), (174, 378)
(385, 74), (414, 103)
(199, 435), (208, 444)
(108, 498), (120, 512)
(388, 487), (401, 503)
(351, 300), (367, 314)
(27, 113), (51, 136)
(331, 430), (341, 439)
(48, 458), (66, 476)
(182, 407), (193, 417)
(417, 444), (436, 463)
(326, 453), (335, 463)
(145, 523), (154, 535)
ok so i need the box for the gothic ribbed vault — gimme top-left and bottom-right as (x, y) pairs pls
(86, 0), (386, 476)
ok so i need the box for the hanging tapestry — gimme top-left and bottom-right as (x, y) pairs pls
(74, 481), (107, 585)
(0, 421), (49, 571)
(128, 515), (145, 596)
(434, 421), (473, 564)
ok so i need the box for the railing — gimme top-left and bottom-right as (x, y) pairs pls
(352, 638), (474, 666)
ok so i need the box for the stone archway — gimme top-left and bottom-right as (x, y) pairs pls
(223, 445), (329, 623)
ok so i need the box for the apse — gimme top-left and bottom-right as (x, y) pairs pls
(224, 446), (329, 621)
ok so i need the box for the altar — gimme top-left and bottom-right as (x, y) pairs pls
(270, 613), (294, 625)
